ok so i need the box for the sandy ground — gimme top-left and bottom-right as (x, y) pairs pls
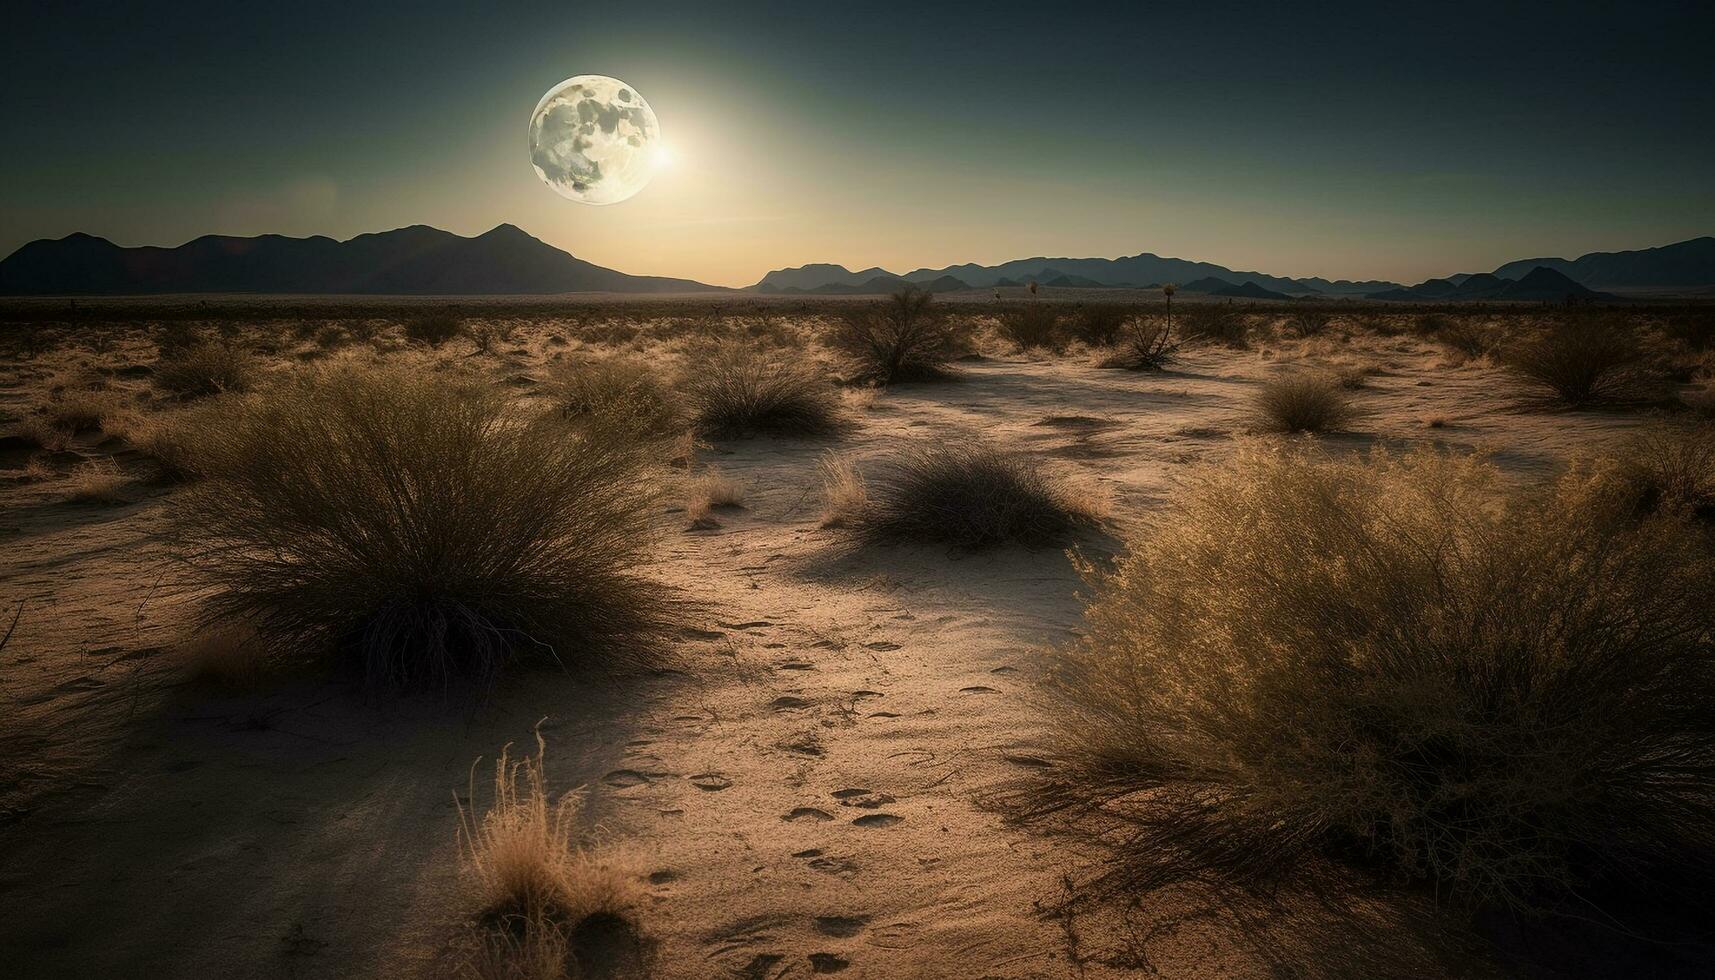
(0, 325), (1674, 978)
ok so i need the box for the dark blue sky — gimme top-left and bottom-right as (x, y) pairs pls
(4, 1), (1711, 284)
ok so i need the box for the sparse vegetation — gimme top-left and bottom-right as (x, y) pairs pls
(169, 364), (670, 693)
(1503, 317), (1642, 406)
(470, 320), (517, 356)
(822, 438), (1101, 547)
(997, 305), (1063, 351)
(1067, 305), (1130, 347)
(1287, 310), (1333, 337)
(833, 286), (960, 383)
(154, 342), (257, 399)
(405, 312), (464, 347)
(458, 736), (642, 979)
(42, 388), (121, 433)
(684, 346), (842, 438)
(1176, 304), (1248, 347)
(1031, 443), (1715, 917)
(1254, 371), (1357, 433)
(1613, 421), (1715, 520)
(66, 459), (128, 503)
(549, 355), (686, 445)
(1100, 315), (1179, 370)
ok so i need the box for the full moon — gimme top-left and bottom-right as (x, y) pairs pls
(528, 75), (661, 205)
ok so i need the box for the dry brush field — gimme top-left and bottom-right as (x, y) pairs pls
(2, 293), (1714, 979)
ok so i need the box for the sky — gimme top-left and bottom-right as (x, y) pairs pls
(3, 1), (1712, 287)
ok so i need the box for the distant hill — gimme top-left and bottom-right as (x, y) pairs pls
(1490, 237), (1715, 288)
(1368, 266), (1611, 302)
(0, 224), (723, 295)
(754, 263), (897, 292)
(779, 274), (971, 295)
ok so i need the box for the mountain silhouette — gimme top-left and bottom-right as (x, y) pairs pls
(0, 224), (723, 295)
(1490, 237), (1715, 288)
(1367, 267), (1610, 302)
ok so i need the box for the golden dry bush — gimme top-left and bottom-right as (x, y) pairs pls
(154, 342), (257, 399)
(548, 354), (687, 445)
(456, 736), (643, 979)
(683, 345), (842, 438)
(1502, 316), (1642, 406)
(1253, 371), (1357, 433)
(824, 438), (1101, 548)
(65, 459), (127, 504)
(169, 364), (671, 693)
(833, 286), (962, 384)
(1030, 443), (1715, 915)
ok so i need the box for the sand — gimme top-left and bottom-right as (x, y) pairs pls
(0, 321), (1675, 978)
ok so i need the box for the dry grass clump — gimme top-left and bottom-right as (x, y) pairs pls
(1437, 316), (1497, 359)
(126, 410), (209, 481)
(833, 286), (961, 384)
(169, 364), (670, 693)
(154, 342), (257, 399)
(1067, 305), (1131, 347)
(997, 305), (1064, 351)
(1613, 422), (1715, 521)
(406, 312), (464, 347)
(685, 469), (745, 528)
(1286, 310), (1333, 337)
(1176, 304), (1248, 347)
(1032, 443), (1715, 918)
(684, 346), (842, 438)
(822, 438), (1101, 548)
(457, 737), (643, 979)
(1099, 316), (1179, 370)
(65, 459), (128, 504)
(1253, 371), (1357, 433)
(548, 355), (686, 445)
(470, 320), (518, 356)
(42, 388), (122, 433)
(1502, 317), (1642, 406)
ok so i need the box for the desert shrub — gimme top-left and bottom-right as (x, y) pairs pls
(43, 388), (121, 433)
(824, 438), (1101, 547)
(1502, 317), (1642, 406)
(1031, 443), (1715, 915)
(684, 346), (842, 438)
(1287, 310), (1333, 337)
(1438, 316), (1495, 358)
(1100, 316), (1179, 370)
(458, 736), (642, 978)
(66, 459), (127, 504)
(997, 305), (1064, 351)
(833, 286), (960, 384)
(128, 409), (212, 481)
(406, 312), (464, 347)
(1613, 422), (1715, 521)
(155, 321), (205, 357)
(169, 365), (669, 693)
(154, 342), (257, 399)
(469, 320), (518, 356)
(685, 469), (744, 526)
(312, 323), (348, 349)
(1176, 304), (1248, 347)
(549, 355), (686, 444)
(1254, 371), (1356, 432)
(1067, 305), (1131, 347)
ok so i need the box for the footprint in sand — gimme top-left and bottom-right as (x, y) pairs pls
(1003, 754), (1053, 769)
(832, 788), (895, 809)
(958, 685), (998, 694)
(809, 952), (851, 973)
(862, 641), (901, 651)
(776, 660), (816, 671)
(648, 869), (680, 885)
(866, 711), (901, 719)
(784, 807), (834, 822)
(689, 773), (733, 791)
(812, 915), (869, 938)
(851, 813), (903, 828)
(769, 695), (811, 711)
(720, 620), (774, 630)
(602, 769), (651, 787)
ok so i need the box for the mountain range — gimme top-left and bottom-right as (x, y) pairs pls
(2, 226), (1711, 299)
(754, 236), (1715, 299)
(0, 224), (720, 295)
